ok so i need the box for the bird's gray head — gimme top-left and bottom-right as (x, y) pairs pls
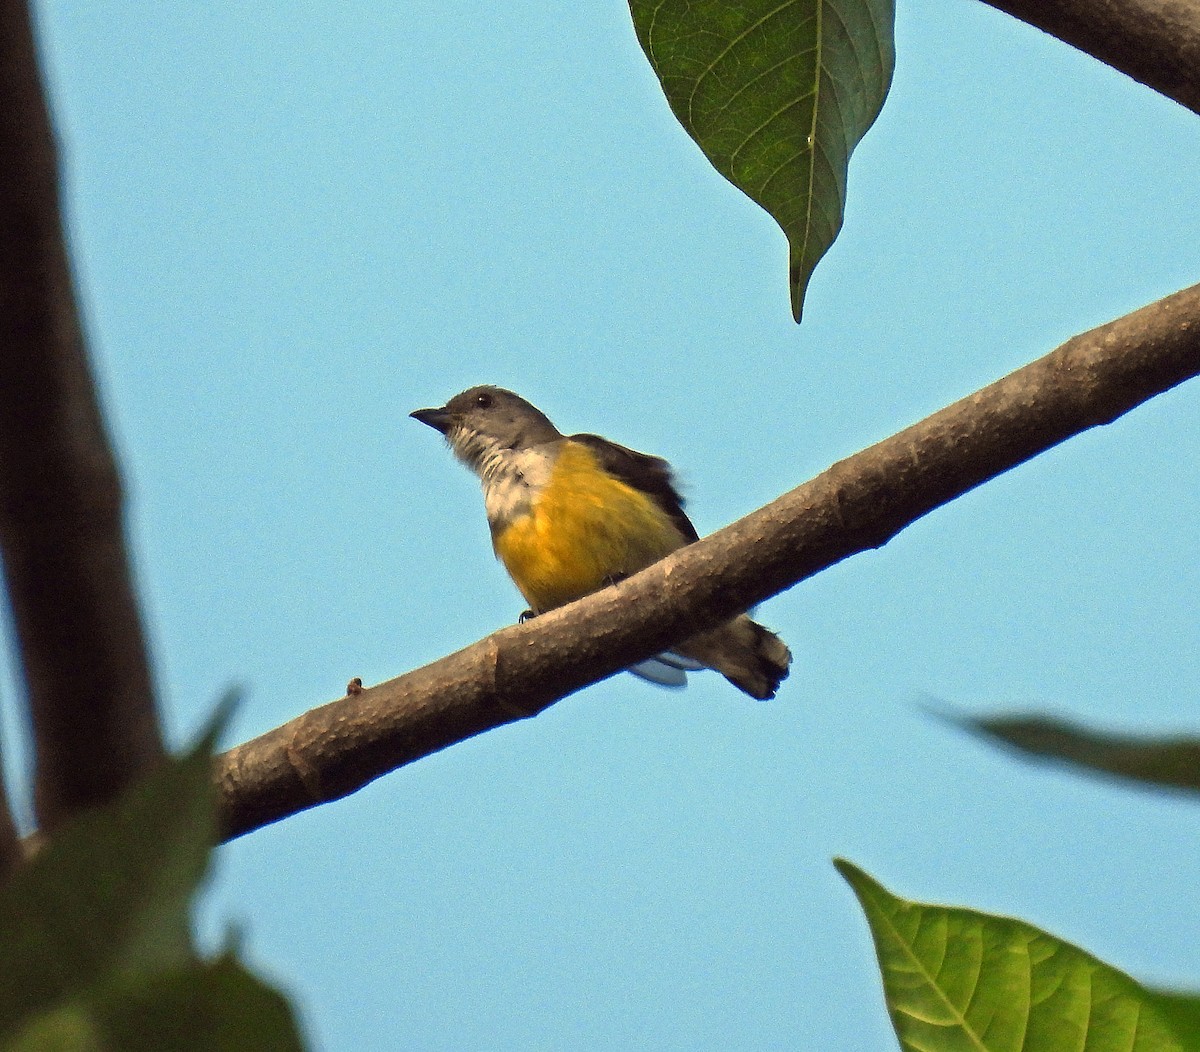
(410, 385), (561, 476)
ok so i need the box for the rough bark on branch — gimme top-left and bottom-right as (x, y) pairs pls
(0, 0), (164, 829)
(216, 282), (1200, 841)
(980, 0), (1200, 116)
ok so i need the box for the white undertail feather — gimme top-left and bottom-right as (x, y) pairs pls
(627, 658), (688, 688)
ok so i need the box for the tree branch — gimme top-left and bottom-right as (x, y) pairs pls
(0, 742), (22, 879)
(216, 281), (1200, 841)
(0, 0), (164, 829)
(979, 0), (1200, 116)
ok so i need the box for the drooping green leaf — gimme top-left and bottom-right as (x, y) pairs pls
(835, 858), (1200, 1052)
(628, 0), (895, 320)
(941, 709), (1200, 795)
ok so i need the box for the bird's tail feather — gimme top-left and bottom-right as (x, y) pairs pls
(676, 615), (791, 700)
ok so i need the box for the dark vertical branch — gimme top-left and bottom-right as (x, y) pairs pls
(0, 0), (164, 829)
(0, 744), (21, 877)
(979, 0), (1200, 116)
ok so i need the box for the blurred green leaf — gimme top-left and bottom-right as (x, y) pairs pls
(836, 858), (1200, 1051)
(4, 957), (305, 1052)
(0, 720), (221, 1028)
(944, 710), (1200, 795)
(0, 695), (306, 1048)
(628, 0), (895, 320)
(4, 1004), (100, 1052)
(91, 954), (305, 1051)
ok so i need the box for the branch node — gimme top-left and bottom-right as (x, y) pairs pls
(488, 634), (540, 720)
(285, 735), (324, 802)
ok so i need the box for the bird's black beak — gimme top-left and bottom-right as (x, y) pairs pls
(410, 406), (452, 434)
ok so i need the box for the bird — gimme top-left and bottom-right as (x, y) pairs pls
(410, 385), (791, 699)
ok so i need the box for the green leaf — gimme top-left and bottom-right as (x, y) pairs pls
(4, 956), (307, 1052)
(1153, 991), (1200, 1047)
(941, 709), (1200, 795)
(0, 705), (226, 1032)
(628, 0), (895, 320)
(835, 858), (1200, 1052)
(4, 1004), (101, 1052)
(0, 696), (306, 1048)
(91, 954), (306, 1051)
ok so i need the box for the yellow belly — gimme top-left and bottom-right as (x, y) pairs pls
(493, 442), (687, 613)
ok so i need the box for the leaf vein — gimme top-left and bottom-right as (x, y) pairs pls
(866, 892), (992, 1052)
(709, 51), (811, 124)
(686, 0), (806, 126)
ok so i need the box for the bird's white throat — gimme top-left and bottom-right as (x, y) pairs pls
(446, 426), (554, 529)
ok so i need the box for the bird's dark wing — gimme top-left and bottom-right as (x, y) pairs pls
(569, 433), (699, 543)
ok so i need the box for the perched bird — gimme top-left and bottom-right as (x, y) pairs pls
(410, 386), (791, 699)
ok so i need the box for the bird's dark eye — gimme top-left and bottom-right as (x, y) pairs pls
(474, 392), (493, 409)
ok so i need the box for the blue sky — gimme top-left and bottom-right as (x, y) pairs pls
(6, 0), (1199, 1047)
